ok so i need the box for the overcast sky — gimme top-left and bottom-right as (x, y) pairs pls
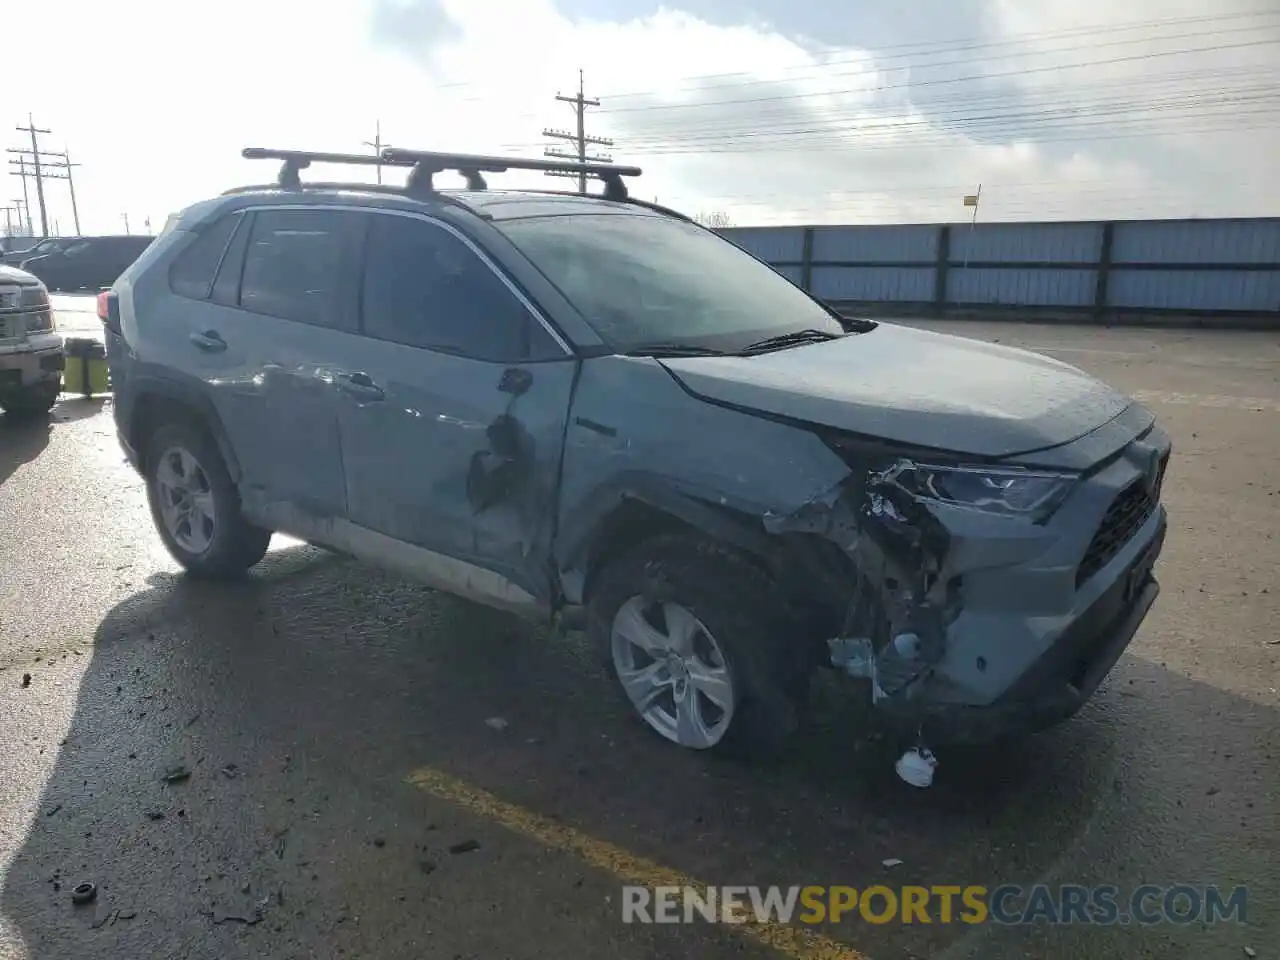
(6, 0), (1279, 233)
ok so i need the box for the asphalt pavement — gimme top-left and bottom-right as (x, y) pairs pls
(0, 302), (1276, 959)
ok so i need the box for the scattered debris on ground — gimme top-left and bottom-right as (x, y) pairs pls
(162, 765), (191, 784)
(70, 882), (97, 906)
(21, 673), (31, 688)
(90, 908), (136, 929)
(484, 717), (509, 731)
(212, 910), (262, 926)
(448, 840), (480, 855)
(45, 804), (62, 818)
(881, 858), (903, 868)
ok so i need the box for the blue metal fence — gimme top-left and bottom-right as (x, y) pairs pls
(719, 217), (1280, 319)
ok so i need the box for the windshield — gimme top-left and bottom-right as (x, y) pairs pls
(500, 213), (846, 353)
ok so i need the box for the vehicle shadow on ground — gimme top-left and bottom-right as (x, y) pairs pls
(3, 547), (1275, 959)
(0, 416), (51, 488)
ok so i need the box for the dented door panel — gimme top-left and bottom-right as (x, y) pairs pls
(338, 344), (577, 601)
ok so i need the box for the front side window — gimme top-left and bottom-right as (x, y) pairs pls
(499, 213), (846, 353)
(361, 214), (557, 362)
(240, 209), (353, 329)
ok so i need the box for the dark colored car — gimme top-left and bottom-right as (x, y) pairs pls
(20, 235), (154, 292)
(1, 237), (71, 265)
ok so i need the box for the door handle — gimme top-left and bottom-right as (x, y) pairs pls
(189, 330), (226, 353)
(337, 372), (385, 401)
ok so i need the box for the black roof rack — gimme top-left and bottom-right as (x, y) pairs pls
(240, 148), (415, 191)
(239, 146), (645, 202)
(379, 148), (642, 200)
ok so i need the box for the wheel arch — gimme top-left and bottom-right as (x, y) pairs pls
(127, 378), (242, 482)
(558, 477), (777, 608)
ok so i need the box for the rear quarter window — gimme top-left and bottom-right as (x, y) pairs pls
(168, 213), (241, 301)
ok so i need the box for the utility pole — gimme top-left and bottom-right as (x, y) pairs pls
(44, 148), (81, 234)
(362, 120), (389, 184)
(543, 70), (613, 194)
(9, 199), (27, 237)
(122, 212), (131, 235)
(7, 157), (33, 234)
(13, 114), (51, 237)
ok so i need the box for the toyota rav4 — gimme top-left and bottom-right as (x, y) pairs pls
(102, 148), (1170, 782)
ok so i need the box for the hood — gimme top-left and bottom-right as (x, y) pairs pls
(0, 264), (41, 285)
(659, 322), (1134, 458)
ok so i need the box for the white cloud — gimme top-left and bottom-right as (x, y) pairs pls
(5, 0), (1278, 233)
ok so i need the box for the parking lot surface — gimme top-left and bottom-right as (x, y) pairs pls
(1, 303), (1276, 959)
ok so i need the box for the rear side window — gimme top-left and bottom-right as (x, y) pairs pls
(240, 209), (353, 330)
(169, 213), (241, 301)
(361, 214), (559, 362)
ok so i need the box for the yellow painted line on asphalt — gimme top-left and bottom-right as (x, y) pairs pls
(407, 766), (867, 960)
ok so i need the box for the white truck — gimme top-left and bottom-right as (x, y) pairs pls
(0, 264), (62, 417)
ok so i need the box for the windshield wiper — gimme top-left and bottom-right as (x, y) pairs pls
(739, 329), (843, 355)
(623, 343), (730, 358)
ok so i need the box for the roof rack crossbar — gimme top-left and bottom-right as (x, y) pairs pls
(241, 148), (415, 190)
(239, 146), (643, 200)
(381, 147), (642, 199)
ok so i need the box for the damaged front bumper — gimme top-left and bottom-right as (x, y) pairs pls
(854, 516), (1164, 743)
(772, 420), (1172, 745)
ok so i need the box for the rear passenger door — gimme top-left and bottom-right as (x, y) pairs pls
(337, 211), (577, 606)
(227, 207), (364, 520)
(168, 205), (363, 521)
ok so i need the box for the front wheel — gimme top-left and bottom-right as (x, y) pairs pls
(0, 380), (59, 418)
(587, 533), (812, 757)
(144, 421), (272, 577)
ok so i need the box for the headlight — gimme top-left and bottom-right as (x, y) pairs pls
(24, 308), (54, 333)
(880, 461), (1078, 522)
(19, 286), (49, 308)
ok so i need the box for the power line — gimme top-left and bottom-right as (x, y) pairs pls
(407, 9), (1280, 112)
(479, 59), (1279, 156)
(597, 13), (1280, 105)
(581, 67), (1280, 142)
(592, 37), (1280, 116)
(542, 69), (614, 193)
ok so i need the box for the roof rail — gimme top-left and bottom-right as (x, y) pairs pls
(242, 148), (420, 192)
(380, 148), (642, 200)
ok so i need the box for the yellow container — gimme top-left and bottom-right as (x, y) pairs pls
(62, 343), (111, 397)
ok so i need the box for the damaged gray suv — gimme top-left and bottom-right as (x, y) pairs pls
(104, 148), (1169, 784)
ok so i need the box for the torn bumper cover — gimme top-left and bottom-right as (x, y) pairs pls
(766, 430), (1171, 745)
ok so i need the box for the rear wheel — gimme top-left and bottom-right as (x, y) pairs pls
(144, 421), (271, 577)
(587, 533), (812, 757)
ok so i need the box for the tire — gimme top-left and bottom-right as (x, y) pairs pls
(144, 420), (271, 578)
(587, 533), (812, 758)
(0, 381), (59, 418)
